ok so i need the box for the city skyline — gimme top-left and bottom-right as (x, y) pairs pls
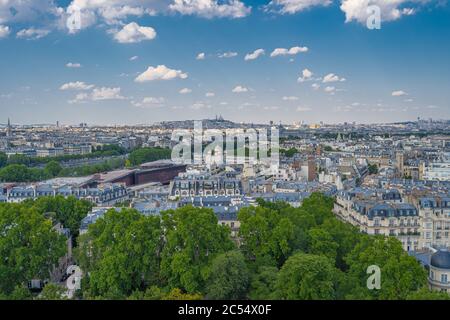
(0, 1), (449, 125)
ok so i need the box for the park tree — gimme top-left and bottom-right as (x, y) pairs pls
(37, 283), (67, 300)
(162, 288), (203, 300)
(300, 192), (334, 225)
(406, 287), (450, 300)
(76, 208), (162, 299)
(0, 164), (33, 182)
(248, 266), (279, 300)
(344, 236), (427, 300)
(0, 152), (7, 168)
(0, 204), (66, 296)
(239, 199), (319, 268)
(308, 228), (338, 262)
(274, 253), (338, 300)
(44, 160), (62, 177)
(160, 206), (234, 293)
(26, 195), (92, 237)
(205, 250), (249, 300)
(318, 218), (363, 271)
(128, 147), (171, 166)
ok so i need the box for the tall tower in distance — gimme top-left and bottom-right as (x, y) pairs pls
(6, 118), (11, 137)
(396, 151), (404, 178)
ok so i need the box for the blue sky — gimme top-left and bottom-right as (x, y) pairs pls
(0, 0), (449, 125)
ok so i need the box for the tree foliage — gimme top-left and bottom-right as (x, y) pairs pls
(0, 204), (66, 296)
(205, 250), (249, 300)
(76, 208), (162, 299)
(128, 147), (171, 166)
(160, 206), (235, 293)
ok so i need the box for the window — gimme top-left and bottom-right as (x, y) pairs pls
(441, 274), (448, 284)
(430, 270), (434, 280)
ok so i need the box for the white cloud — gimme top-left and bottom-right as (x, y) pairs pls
(196, 52), (205, 60)
(64, 1), (160, 33)
(169, 0), (251, 19)
(99, 5), (155, 25)
(311, 83), (320, 90)
(297, 106), (312, 112)
(232, 85), (249, 93)
(190, 101), (211, 110)
(0, 0), (60, 25)
(218, 51), (238, 58)
(16, 27), (50, 40)
(132, 96), (165, 107)
(392, 90), (408, 96)
(60, 81), (94, 91)
(0, 25), (10, 38)
(340, 0), (419, 25)
(205, 92), (215, 97)
(323, 73), (345, 83)
(113, 22), (156, 43)
(297, 68), (313, 82)
(324, 86), (335, 93)
(91, 87), (125, 101)
(245, 49), (265, 61)
(265, 0), (332, 14)
(270, 46), (308, 57)
(282, 96), (299, 101)
(66, 62), (82, 68)
(69, 86), (125, 103)
(129, 55), (139, 61)
(179, 88), (192, 94)
(135, 65), (188, 82)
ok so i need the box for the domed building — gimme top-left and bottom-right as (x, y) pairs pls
(429, 249), (450, 293)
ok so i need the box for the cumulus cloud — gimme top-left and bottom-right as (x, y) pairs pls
(311, 83), (320, 90)
(169, 0), (251, 19)
(245, 49), (265, 61)
(392, 90), (408, 96)
(297, 68), (313, 82)
(179, 88), (192, 94)
(324, 86), (335, 93)
(129, 55), (139, 61)
(232, 85), (249, 93)
(0, 0), (61, 25)
(66, 62), (82, 68)
(99, 5), (155, 25)
(68, 86), (125, 103)
(16, 27), (50, 40)
(196, 52), (206, 60)
(340, 0), (419, 24)
(0, 25), (9, 38)
(218, 51), (238, 58)
(113, 22), (156, 43)
(64, 1), (160, 34)
(282, 96), (299, 101)
(91, 87), (125, 100)
(265, 0), (332, 14)
(135, 65), (188, 82)
(270, 46), (308, 57)
(60, 81), (94, 91)
(323, 73), (346, 83)
(205, 92), (215, 97)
